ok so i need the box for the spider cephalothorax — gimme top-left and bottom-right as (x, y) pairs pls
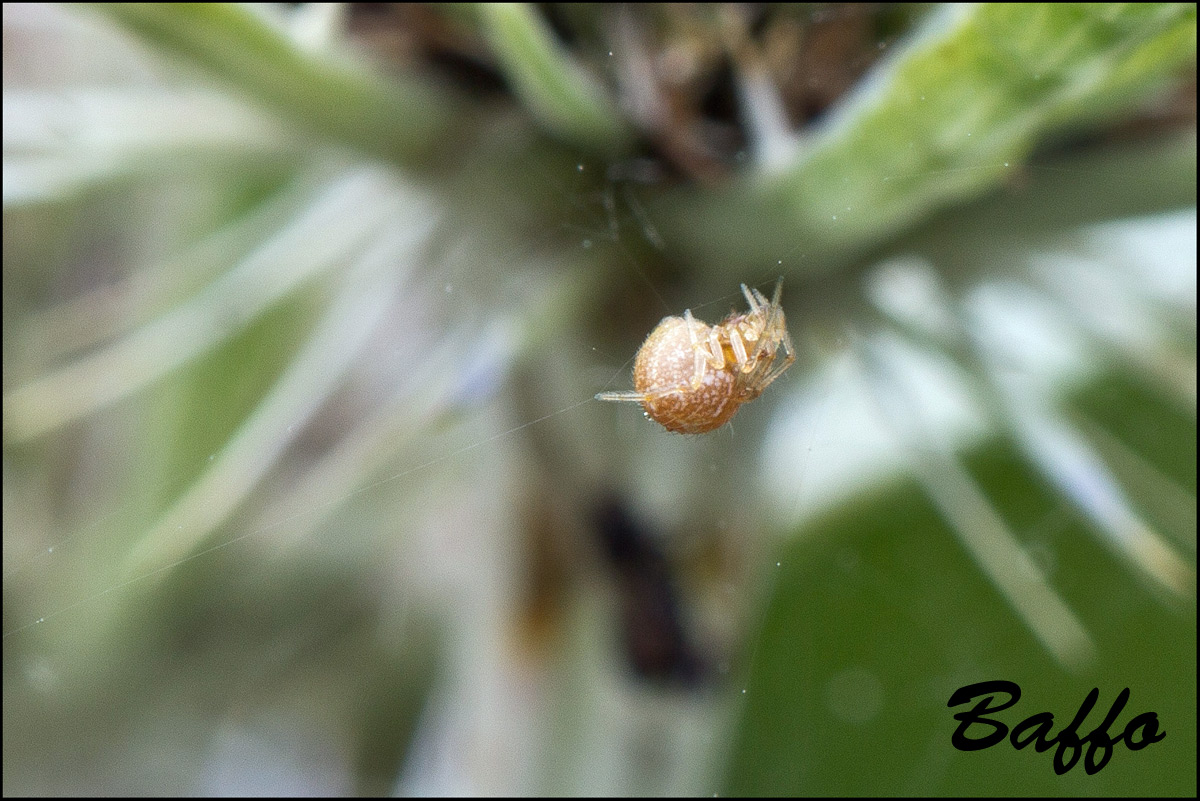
(597, 279), (795, 434)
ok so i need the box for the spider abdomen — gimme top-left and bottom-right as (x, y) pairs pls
(633, 316), (740, 434)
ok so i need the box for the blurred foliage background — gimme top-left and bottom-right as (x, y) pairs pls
(3, 3), (1195, 796)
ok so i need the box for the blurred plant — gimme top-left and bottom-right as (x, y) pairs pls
(3, 3), (1195, 796)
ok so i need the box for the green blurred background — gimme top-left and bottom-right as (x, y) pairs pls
(3, 4), (1195, 795)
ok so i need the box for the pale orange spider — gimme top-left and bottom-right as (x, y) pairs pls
(596, 278), (795, 434)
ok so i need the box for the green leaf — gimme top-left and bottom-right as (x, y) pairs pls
(727, 422), (1195, 795)
(87, 3), (454, 164)
(652, 3), (1197, 278)
(474, 3), (631, 155)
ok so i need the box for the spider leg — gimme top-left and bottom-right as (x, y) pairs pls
(764, 276), (783, 307)
(741, 283), (760, 314)
(739, 319), (761, 346)
(635, 382), (702, 401)
(741, 347), (795, 396)
(595, 390), (648, 402)
(683, 309), (709, 389)
(706, 327), (726, 368)
(780, 325), (795, 360)
(685, 308), (724, 380)
(762, 278), (784, 328)
(729, 327), (751, 371)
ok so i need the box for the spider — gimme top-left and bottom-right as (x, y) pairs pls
(596, 278), (795, 434)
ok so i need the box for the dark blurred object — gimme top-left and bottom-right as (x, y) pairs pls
(592, 493), (705, 686)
